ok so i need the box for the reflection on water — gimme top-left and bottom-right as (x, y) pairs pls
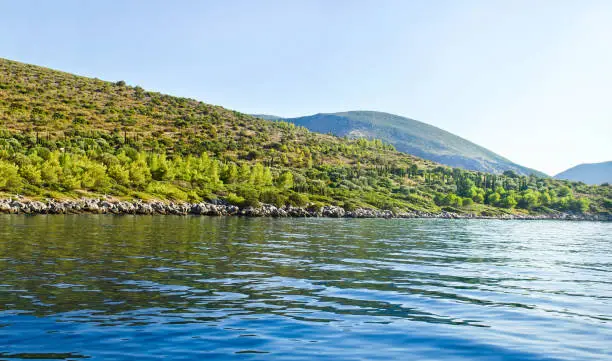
(0, 216), (610, 360)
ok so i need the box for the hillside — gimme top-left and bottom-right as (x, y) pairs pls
(255, 111), (546, 177)
(555, 161), (612, 185)
(0, 57), (610, 217)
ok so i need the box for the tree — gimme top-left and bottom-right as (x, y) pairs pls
(503, 170), (518, 178)
(238, 163), (251, 182)
(558, 186), (572, 197)
(517, 190), (539, 209)
(19, 164), (42, 185)
(129, 157), (152, 188)
(472, 193), (484, 203)
(277, 171), (294, 190)
(108, 164), (130, 186)
(0, 161), (21, 191)
(41, 157), (62, 186)
(569, 198), (589, 213)
(501, 195), (517, 209)
(222, 163), (238, 184)
(538, 191), (551, 206)
(462, 198), (473, 207)
(81, 162), (109, 190)
(456, 177), (476, 198)
(487, 192), (501, 205)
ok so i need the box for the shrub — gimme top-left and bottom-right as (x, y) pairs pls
(0, 161), (22, 191)
(19, 164), (42, 185)
(501, 195), (517, 209)
(260, 189), (286, 207)
(225, 192), (245, 206)
(146, 182), (188, 201)
(342, 200), (358, 211)
(568, 198), (589, 214)
(288, 192), (308, 207)
(461, 198), (473, 207)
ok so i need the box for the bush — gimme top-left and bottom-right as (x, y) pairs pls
(0, 161), (22, 191)
(342, 200), (358, 211)
(225, 192), (245, 206)
(288, 192), (308, 207)
(19, 164), (42, 185)
(461, 198), (473, 207)
(260, 189), (286, 207)
(568, 198), (589, 214)
(501, 195), (517, 209)
(472, 193), (484, 203)
(146, 182), (188, 201)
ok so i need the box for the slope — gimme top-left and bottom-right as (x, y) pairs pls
(555, 161), (612, 185)
(0, 57), (610, 217)
(256, 111), (546, 177)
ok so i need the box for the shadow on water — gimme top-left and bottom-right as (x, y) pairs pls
(0, 215), (610, 360)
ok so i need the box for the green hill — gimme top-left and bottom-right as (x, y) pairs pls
(257, 111), (546, 176)
(0, 57), (610, 217)
(555, 162), (612, 185)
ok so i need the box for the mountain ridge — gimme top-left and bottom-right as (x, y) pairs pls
(254, 111), (546, 177)
(555, 161), (612, 185)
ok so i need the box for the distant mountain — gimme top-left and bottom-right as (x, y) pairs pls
(253, 111), (546, 177)
(554, 161), (612, 185)
(250, 114), (282, 121)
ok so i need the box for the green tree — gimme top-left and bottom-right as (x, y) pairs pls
(277, 171), (294, 190)
(0, 161), (21, 191)
(108, 164), (130, 186)
(487, 192), (501, 205)
(456, 177), (476, 198)
(19, 163), (42, 185)
(569, 198), (589, 213)
(462, 198), (473, 207)
(129, 157), (152, 188)
(558, 186), (572, 197)
(501, 195), (517, 209)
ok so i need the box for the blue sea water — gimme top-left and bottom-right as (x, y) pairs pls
(0, 216), (610, 360)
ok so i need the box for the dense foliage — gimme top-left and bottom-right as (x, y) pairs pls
(1, 58), (611, 216)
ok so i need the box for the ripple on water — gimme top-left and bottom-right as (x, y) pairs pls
(0, 216), (610, 360)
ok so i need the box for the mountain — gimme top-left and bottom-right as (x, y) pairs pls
(250, 114), (282, 121)
(254, 111), (546, 177)
(555, 161), (612, 185)
(0, 57), (609, 217)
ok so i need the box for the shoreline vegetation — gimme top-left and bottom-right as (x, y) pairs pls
(1, 198), (609, 221)
(1, 58), (611, 220)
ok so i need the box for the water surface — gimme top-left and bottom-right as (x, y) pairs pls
(0, 216), (611, 360)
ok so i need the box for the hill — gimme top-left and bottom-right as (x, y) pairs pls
(555, 162), (612, 185)
(0, 57), (610, 217)
(255, 111), (546, 177)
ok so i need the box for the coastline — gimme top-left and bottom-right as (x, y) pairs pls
(1, 198), (609, 221)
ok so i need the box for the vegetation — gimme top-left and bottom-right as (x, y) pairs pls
(1, 58), (611, 216)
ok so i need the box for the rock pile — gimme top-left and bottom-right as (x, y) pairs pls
(0, 198), (609, 221)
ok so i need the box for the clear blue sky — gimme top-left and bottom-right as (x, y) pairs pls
(2, 0), (611, 175)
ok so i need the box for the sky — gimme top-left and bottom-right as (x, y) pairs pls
(1, 0), (611, 175)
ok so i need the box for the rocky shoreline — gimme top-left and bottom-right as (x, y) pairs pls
(0, 198), (609, 221)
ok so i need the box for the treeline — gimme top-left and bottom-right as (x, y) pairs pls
(1, 132), (607, 215)
(0, 144), (306, 207)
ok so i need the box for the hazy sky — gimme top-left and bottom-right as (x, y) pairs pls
(2, 0), (611, 175)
